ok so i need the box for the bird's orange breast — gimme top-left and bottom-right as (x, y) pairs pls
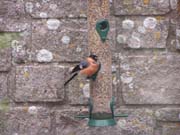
(80, 62), (99, 77)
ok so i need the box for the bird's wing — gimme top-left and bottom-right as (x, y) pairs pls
(70, 61), (89, 74)
(70, 65), (80, 74)
(64, 73), (78, 86)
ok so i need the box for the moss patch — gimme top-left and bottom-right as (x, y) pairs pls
(0, 98), (10, 112)
(0, 33), (19, 49)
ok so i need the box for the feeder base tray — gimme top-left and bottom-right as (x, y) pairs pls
(88, 119), (116, 127)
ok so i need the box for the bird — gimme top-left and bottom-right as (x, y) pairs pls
(64, 54), (101, 86)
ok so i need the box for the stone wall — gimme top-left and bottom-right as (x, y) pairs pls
(0, 0), (180, 135)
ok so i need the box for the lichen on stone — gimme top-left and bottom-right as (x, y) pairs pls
(143, 17), (157, 29)
(61, 35), (71, 45)
(122, 19), (135, 30)
(36, 49), (53, 62)
(47, 19), (60, 30)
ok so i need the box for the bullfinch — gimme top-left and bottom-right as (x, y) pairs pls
(64, 54), (101, 86)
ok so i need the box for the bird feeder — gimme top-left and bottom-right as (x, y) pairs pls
(75, 0), (127, 126)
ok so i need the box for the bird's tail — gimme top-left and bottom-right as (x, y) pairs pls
(64, 73), (78, 86)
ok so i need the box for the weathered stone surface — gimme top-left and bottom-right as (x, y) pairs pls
(120, 54), (180, 104)
(0, 21), (31, 64)
(116, 108), (155, 135)
(116, 16), (169, 49)
(162, 125), (180, 135)
(0, 0), (25, 18)
(155, 108), (180, 122)
(54, 107), (122, 135)
(0, 48), (10, 71)
(25, 0), (87, 18)
(54, 108), (155, 135)
(5, 107), (52, 135)
(113, 0), (170, 15)
(176, 26), (180, 50)
(11, 32), (30, 64)
(166, 21), (177, 52)
(54, 107), (88, 135)
(0, 1), (30, 32)
(170, 0), (178, 10)
(0, 107), (10, 134)
(0, 74), (8, 101)
(14, 65), (65, 102)
(10, 26), (32, 64)
(0, 19), (31, 32)
(109, 17), (117, 60)
(31, 19), (88, 62)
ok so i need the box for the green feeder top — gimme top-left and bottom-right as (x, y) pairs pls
(96, 19), (110, 42)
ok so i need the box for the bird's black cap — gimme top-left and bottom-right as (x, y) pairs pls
(89, 54), (98, 61)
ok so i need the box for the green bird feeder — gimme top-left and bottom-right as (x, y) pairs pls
(75, 97), (128, 127)
(96, 19), (110, 42)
